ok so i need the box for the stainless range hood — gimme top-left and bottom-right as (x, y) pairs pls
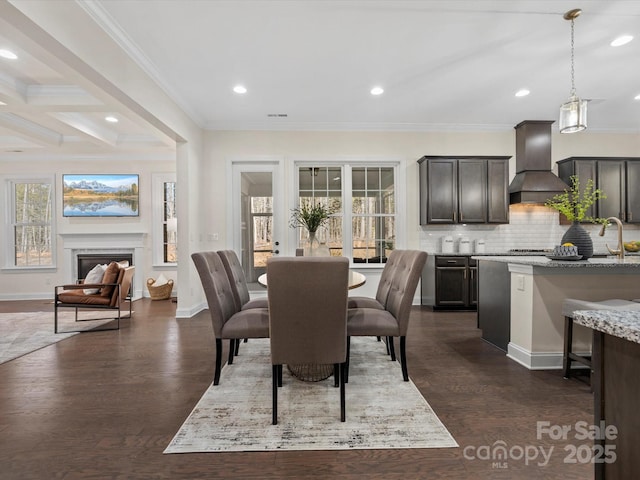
(509, 120), (568, 204)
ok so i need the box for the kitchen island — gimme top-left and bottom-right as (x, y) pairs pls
(572, 309), (640, 480)
(474, 255), (640, 369)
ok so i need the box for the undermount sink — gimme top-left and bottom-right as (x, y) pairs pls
(588, 256), (640, 264)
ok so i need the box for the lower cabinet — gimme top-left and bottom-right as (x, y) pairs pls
(434, 256), (477, 310)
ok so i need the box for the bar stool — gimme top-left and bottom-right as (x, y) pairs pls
(562, 298), (640, 381)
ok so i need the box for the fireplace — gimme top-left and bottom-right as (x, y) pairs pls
(60, 232), (146, 300)
(77, 253), (134, 280)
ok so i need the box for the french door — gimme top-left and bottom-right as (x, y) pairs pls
(231, 161), (284, 287)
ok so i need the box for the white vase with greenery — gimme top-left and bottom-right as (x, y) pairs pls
(289, 202), (332, 256)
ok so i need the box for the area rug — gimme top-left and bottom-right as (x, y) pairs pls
(0, 311), (123, 365)
(164, 337), (458, 452)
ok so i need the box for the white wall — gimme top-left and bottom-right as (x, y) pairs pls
(3, 1), (204, 316)
(205, 129), (640, 255)
(0, 159), (176, 300)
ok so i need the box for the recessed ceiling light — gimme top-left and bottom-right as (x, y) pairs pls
(515, 89), (530, 97)
(370, 86), (384, 96)
(635, 94), (640, 100)
(233, 85), (247, 94)
(0, 49), (18, 60)
(105, 115), (119, 123)
(611, 35), (633, 47)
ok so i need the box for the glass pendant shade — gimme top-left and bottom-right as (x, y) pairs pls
(559, 94), (587, 133)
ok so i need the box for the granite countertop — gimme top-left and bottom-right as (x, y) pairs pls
(471, 255), (640, 268)
(433, 251), (640, 257)
(573, 309), (640, 344)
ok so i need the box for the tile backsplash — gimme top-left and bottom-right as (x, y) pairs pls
(418, 205), (640, 253)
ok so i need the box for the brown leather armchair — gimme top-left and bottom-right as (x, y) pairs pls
(54, 263), (135, 333)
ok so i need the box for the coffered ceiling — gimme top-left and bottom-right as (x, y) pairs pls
(1, 1), (639, 161)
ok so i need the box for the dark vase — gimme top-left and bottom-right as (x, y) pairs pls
(561, 221), (593, 259)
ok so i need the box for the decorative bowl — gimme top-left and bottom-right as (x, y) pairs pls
(623, 241), (640, 252)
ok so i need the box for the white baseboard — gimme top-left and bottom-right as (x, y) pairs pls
(0, 292), (53, 301)
(507, 342), (591, 370)
(176, 301), (206, 319)
(507, 343), (561, 370)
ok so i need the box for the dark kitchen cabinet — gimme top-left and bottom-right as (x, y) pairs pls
(627, 161), (640, 223)
(487, 159), (510, 223)
(434, 256), (477, 309)
(418, 156), (510, 225)
(557, 158), (597, 220)
(421, 158), (457, 223)
(597, 160), (626, 220)
(557, 157), (640, 223)
(458, 159), (487, 223)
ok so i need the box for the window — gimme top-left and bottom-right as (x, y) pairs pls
(4, 176), (55, 268)
(351, 167), (395, 263)
(296, 163), (399, 264)
(250, 196), (273, 270)
(152, 174), (177, 265)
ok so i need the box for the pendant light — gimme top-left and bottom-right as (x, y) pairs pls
(559, 8), (587, 133)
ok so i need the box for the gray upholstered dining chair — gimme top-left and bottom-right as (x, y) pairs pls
(217, 250), (269, 311)
(347, 250), (427, 382)
(267, 256), (350, 425)
(217, 249), (269, 361)
(347, 249), (403, 310)
(191, 251), (269, 386)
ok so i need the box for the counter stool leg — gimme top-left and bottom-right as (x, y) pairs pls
(563, 316), (574, 379)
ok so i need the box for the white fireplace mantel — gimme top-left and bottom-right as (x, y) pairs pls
(60, 232), (147, 299)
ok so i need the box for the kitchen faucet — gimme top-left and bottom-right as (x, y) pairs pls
(599, 217), (625, 259)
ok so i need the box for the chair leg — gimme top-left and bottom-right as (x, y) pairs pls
(388, 336), (396, 361)
(345, 336), (351, 383)
(54, 303), (59, 334)
(272, 365), (279, 425)
(214, 338), (223, 385)
(563, 316), (573, 379)
(334, 363), (339, 387)
(400, 336), (409, 381)
(235, 339), (241, 355)
(278, 364), (283, 387)
(340, 362), (346, 422)
(228, 339), (236, 365)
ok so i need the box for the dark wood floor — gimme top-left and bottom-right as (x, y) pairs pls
(0, 299), (593, 479)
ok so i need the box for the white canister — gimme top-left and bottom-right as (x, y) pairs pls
(442, 236), (454, 253)
(475, 239), (486, 253)
(459, 237), (472, 254)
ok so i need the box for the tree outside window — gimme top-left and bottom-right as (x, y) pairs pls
(12, 181), (53, 267)
(297, 164), (396, 264)
(163, 182), (177, 263)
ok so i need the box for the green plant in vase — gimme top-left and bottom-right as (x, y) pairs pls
(544, 175), (606, 224)
(544, 175), (607, 259)
(289, 201), (332, 255)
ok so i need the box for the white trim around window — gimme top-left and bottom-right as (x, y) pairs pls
(1, 173), (56, 271)
(291, 157), (406, 267)
(152, 173), (177, 267)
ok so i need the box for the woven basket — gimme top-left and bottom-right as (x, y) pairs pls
(147, 278), (174, 300)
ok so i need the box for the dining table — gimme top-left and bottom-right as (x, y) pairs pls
(257, 269), (366, 290)
(258, 267), (366, 381)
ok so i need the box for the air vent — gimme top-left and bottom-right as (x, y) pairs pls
(267, 113), (288, 118)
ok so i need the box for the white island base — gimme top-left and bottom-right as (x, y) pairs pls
(477, 256), (640, 370)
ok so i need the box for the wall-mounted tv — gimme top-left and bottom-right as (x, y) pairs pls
(63, 174), (139, 217)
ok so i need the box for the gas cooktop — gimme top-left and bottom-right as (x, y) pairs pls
(508, 248), (553, 254)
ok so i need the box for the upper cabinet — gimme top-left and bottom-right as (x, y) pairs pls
(557, 157), (640, 223)
(418, 156), (510, 225)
